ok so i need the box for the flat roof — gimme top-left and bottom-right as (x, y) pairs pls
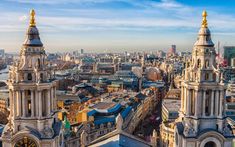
(162, 99), (181, 112)
(92, 102), (116, 110)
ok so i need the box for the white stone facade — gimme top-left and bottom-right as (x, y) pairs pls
(174, 11), (235, 147)
(1, 10), (62, 147)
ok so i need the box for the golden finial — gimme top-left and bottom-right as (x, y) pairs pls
(201, 10), (208, 28)
(30, 9), (36, 27)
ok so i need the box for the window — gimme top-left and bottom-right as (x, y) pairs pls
(205, 73), (209, 80)
(40, 73), (43, 81)
(27, 73), (32, 81)
(197, 59), (201, 68)
(28, 99), (31, 116)
(38, 58), (41, 68)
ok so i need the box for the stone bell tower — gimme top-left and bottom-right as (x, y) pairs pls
(174, 11), (235, 147)
(2, 9), (63, 147)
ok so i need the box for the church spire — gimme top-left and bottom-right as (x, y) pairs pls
(201, 10), (208, 28)
(22, 9), (43, 48)
(194, 10), (214, 47)
(30, 9), (36, 27)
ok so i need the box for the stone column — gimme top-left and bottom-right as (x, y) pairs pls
(219, 90), (224, 117)
(13, 91), (17, 118)
(210, 90), (214, 116)
(186, 89), (191, 116)
(202, 90), (206, 117)
(31, 90), (34, 117)
(35, 90), (38, 117)
(51, 88), (54, 111)
(22, 90), (26, 117)
(9, 90), (13, 117)
(194, 90), (199, 117)
(38, 91), (42, 117)
(54, 87), (57, 110)
(215, 90), (219, 116)
(181, 87), (184, 112)
(183, 87), (187, 113)
(17, 90), (22, 117)
(198, 90), (202, 116)
(47, 89), (51, 115)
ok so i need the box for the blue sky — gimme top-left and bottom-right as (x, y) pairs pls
(0, 0), (235, 53)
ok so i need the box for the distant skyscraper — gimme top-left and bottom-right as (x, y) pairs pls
(171, 45), (176, 54)
(224, 46), (235, 66)
(174, 11), (235, 147)
(81, 48), (84, 54)
(0, 49), (5, 58)
(167, 45), (177, 58)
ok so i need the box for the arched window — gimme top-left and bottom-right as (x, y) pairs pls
(27, 73), (32, 81)
(197, 59), (201, 68)
(38, 58), (41, 68)
(204, 141), (216, 147)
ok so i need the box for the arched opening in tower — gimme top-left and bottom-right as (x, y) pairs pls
(204, 141), (216, 147)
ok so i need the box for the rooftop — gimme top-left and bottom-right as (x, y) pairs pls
(92, 102), (116, 110)
(162, 99), (181, 112)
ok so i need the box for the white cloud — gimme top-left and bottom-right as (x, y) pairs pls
(19, 15), (27, 21)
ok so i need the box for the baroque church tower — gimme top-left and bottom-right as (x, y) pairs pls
(174, 11), (235, 147)
(2, 10), (63, 147)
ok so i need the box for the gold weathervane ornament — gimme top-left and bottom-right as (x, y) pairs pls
(201, 10), (208, 28)
(30, 9), (36, 27)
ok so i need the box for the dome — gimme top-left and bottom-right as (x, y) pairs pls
(23, 26), (43, 47)
(22, 9), (43, 47)
(198, 27), (211, 35)
(194, 28), (214, 46)
(194, 12), (214, 47)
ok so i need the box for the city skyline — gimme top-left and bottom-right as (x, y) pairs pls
(0, 0), (235, 53)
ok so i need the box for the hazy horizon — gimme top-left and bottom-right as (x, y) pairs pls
(0, 0), (235, 53)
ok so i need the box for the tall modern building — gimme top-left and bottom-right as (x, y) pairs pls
(1, 10), (63, 147)
(175, 11), (235, 147)
(224, 46), (235, 67)
(81, 48), (84, 54)
(0, 49), (5, 58)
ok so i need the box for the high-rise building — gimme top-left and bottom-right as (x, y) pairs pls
(171, 45), (176, 54)
(167, 45), (177, 58)
(2, 10), (63, 147)
(0, 49), (5, 58)
(224, 46), (235, 67)
(81, 48), (84, 54)
(174, 11), (235, 147)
